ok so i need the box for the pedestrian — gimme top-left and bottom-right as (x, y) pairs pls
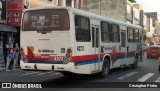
(13, 43), (19, 69)
(158, 57), (160, 73)
(5, 43), (14, 71)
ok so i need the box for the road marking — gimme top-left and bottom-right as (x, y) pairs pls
(19, 72), (41, 76)
(33, 71), (56, 76)
(34, 73), (47, 76)
(155, 77), (160, 82)
(45, 71), (53, 74)
(47, 73), (61, 76)
(138, 73), (155, 82)
(118, 72), (138, 80)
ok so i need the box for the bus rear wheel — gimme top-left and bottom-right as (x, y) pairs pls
(61, 72), (76, 78)
(99, 59), (109, 78)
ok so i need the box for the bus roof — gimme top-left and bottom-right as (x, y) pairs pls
(24, 6), (142, 30)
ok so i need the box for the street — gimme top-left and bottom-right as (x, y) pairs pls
(0, 53), (160, 91)
(0, 53), (160, 84)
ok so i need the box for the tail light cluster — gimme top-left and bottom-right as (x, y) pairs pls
(20, 47), (28, 63)
(64, 48), (72, 64)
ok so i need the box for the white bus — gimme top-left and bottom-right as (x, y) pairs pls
(20, 7), (143, 77)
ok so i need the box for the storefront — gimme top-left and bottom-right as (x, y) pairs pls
(0, 24), (17, 71)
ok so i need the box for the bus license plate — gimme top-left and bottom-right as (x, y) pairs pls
(54, 56), (65, 61)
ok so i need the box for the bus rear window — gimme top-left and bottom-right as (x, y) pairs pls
(23, 9), (70, 31)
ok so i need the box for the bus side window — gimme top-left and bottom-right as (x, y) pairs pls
(75, 15), (90, 42)
(127, 28), (134, 42)
(92, 27), (95, 47)
(134, 29), (139, 42)
(101, 21), (110, 43)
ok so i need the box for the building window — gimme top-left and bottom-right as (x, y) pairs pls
(127, 4), (132, 14)
(75, 15), (90, 42)
(66, 0), (72, 7)
(46, 0), (52, 3)
(58, 0), (63, 6)
(74, 0), (82, 9)
(101, 21), (110, 42)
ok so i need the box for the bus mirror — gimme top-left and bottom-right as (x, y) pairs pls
(127, 46), (129, 51)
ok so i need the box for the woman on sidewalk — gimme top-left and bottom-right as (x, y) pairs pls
(13, 43), (19, 69)
(5, 43), (14, 71)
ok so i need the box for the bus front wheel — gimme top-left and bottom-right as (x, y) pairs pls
(99, 59), (109, 78)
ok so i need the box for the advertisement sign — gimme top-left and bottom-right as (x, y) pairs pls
(0, 0), (6, 23)
(7, 0), (24, 26)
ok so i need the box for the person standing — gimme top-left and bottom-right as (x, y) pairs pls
(5, 43), (14, 71)
(13, 43), (19, 69)
(0, 0), (2, 19)
(158, 57), (160, 73)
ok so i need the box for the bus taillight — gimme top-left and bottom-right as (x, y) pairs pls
(66, 53), (70, 58)
(64, 48), (72, 64)
(67, 49), (72, 53)
(20, 47), (28, 63)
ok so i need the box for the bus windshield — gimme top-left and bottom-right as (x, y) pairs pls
(23, 9), (70, 31)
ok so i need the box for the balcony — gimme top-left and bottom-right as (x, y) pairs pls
(129, 0), (136, 3)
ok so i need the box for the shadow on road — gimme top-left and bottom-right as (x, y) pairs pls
(40, 66), (135, 88)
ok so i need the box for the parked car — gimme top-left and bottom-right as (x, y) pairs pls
(147, 45), (160, 58)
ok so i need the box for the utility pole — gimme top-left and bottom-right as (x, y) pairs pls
(100, 0), (101, 15)
(140, 10), (144, 61)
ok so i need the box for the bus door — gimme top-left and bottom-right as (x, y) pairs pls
(91, 25), (100, 72)
(121, 30), (127, 65)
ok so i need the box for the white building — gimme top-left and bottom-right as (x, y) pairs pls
(132, 6), (140, 24)
(146, 17), (155, 37)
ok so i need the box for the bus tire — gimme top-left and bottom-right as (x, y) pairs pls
(147, 55), (150, 59)
(131, 55), (138, 69)
(99, 59), (109, 78)
(61, 72), (75, 78)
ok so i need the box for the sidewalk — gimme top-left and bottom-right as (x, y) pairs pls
(0, 68), (25, 78)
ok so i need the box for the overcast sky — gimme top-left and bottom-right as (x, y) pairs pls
(136, 0), (160, 13)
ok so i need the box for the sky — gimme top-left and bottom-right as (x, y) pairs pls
(136, 0), (160, 12)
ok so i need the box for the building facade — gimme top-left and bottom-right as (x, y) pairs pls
(82, 0), (139, 23)
(144, 12), (160, 44)
(0, 0), (19, 71)
(133, 4), (143, 25)
(145, 12), (158, 28)
(83, 0), (127, 21)
(26, 0), (83, 9)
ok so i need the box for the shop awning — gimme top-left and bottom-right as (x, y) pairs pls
(0, 24), (17, 32)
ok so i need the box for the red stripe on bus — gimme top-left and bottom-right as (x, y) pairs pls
(71, 51), (136, 62)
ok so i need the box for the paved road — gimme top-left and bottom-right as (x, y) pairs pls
(0, 53), (160, 90)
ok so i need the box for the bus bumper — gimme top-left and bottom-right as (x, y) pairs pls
(20, 61), (93, 74)
(20, 61), (74, 72)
